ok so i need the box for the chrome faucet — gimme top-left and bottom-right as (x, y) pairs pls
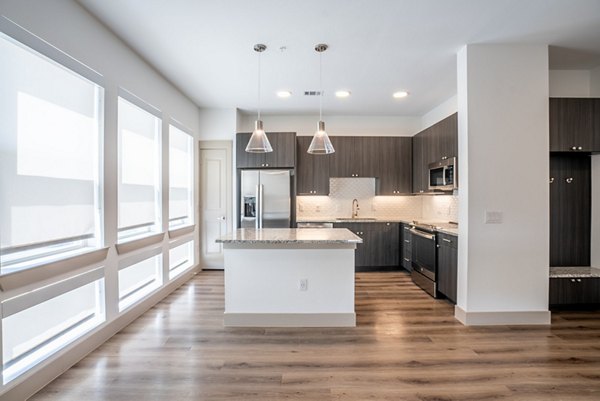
(352, 199), (360, 218)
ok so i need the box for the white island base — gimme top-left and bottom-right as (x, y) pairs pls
(217, 229), (361, 327)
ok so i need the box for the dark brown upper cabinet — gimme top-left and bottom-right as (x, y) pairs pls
(412, 113), (458, 193)
(377, 137), (413, 195)
(327, 137), (380, 178)
(296, 136), (330, 195)
(549, 98), (595, 152)
(236, 132), (296, 168)
(595, 99), (600, 151)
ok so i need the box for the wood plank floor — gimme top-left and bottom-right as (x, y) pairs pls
(31, 271), (600, 400)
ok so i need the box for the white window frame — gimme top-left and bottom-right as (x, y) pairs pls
(0, 17), (105, 274)
(168, 121), (195, 230)
(116, 89), (163, 243)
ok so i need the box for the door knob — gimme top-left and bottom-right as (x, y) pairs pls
(549, 177), (554, 184)
(566, 177), (573, 184)
(217, 216), (226, 220)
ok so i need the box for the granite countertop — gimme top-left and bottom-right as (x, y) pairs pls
(297, 217), (459, 236)
(216, 228), (363, 244)
(550, 266), (600, 278)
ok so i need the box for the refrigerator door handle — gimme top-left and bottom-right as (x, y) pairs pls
(258, 184), (264, 228)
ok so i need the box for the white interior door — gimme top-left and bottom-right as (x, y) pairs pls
(199, 141), (231, 269)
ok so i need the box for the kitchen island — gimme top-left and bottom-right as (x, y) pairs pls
(216, 228), (362, 327)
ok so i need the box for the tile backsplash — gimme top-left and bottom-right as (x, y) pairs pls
(297, 178), (458, 221)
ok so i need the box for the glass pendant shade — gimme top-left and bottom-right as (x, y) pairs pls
(245, 120), (273, 153)
(307, 120), (335, 154)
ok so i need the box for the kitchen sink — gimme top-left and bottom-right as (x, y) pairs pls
(335, 217), (377, 221)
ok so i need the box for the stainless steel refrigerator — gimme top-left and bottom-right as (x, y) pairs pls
(240, 170), (292, 229)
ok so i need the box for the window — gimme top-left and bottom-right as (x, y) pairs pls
(117, 97), (162, 241)
(0, 33), (103, 274)
(169, 240), (195, 279)
(169, 125), (194, 229)
(118, 254), (162, 311)
(2, 275), (105, 383)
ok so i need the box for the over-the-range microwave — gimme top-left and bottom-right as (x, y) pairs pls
(428, 157), (457, 191)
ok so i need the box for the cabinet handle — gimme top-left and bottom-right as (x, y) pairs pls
(566, 177), (573, 184)
(441, 156), (448, 160)
(578, 146), (582, 150)
(404, 258), (410, 262)
(577, 278), (582, 282)
(420, 190), (424, 193)
(386, 223), (390, 226)
(571, 279), (575, 282)
(442, 238), (452, 243)
(571, 146), (577, 151)
(404, 240), (410, 243)
(549, 177), (554, 184)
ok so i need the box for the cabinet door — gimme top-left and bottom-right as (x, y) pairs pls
(439, 113), (458, 160)
(236, 133), (265, 168)
(412, 134), (425, 194)
(549, 154), (591, 266)
(401, 224), (412, 271)
(296, 136), (330, 195)
(334, 223), (365, 267)
(264, 132), (296, 167)
(378, 137), (412, 195)
(328, 137), (356, 177)
(549, 278), (600, 306)
(359, 137), (380, 178)
(594, 99), (600, 152)
(549, 98), (594, 152)
(437, 234), (458, 303)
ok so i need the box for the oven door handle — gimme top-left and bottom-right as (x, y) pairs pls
(409, 228), (435, 240)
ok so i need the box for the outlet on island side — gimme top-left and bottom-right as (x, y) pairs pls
(299, 279), (308, 291)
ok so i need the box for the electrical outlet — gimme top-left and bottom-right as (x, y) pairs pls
(485, 210), (503, 224)
(299, 279), (308, 291)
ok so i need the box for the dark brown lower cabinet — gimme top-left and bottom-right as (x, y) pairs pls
(334, 222), (400, 270)
(401, 224), (412, 271)
(549, 278), (600, 308)
(437, 233), (458, 303)
(549, 154), (591, 266)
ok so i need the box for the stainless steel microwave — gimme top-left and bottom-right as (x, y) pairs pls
(428, 157), (457, 191)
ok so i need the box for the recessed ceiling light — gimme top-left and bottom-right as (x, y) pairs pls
(277, 90), (292, 98)
(393, 91), (409, 99)
(335, 90), (351, 98)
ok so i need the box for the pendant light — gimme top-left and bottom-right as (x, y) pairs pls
(307, 43), (335, 155)
(245, 44), (273, 153)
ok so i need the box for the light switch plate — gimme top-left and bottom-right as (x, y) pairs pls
(485, 210), (503, 224)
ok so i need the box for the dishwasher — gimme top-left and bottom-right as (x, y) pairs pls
(297, 222), (334, 228)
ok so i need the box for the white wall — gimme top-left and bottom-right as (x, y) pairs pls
(591, 66), (600, 96)
(0, 0), (201, 399)
(549, 70), (591, 97)
(421, 95), (458, 130)
(237, 114), (422, 137)
(456, 44), (550, 325)
(198, 108), (238, 140)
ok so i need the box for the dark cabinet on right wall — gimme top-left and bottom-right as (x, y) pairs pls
(412, 113), (458, 193)
(549, 98), (600, 152)
(437, 233), (458, 304)
(549, 154), (591, 266)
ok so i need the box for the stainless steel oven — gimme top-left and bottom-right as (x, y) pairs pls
(410, 225), (438, 297)
(428, 157), (457, 191)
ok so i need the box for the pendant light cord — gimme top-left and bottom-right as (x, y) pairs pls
(319, 51), (323, 121)
(257, 49), (261, 121)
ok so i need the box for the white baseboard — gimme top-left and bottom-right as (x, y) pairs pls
(454, 305), (551, 325)
(224, 312), (356, 327)
(0, 265), (201, 401)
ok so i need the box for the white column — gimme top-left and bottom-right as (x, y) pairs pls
(455, 44), (551, 325)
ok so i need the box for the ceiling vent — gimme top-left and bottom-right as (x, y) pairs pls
(304, 91), (322, 96)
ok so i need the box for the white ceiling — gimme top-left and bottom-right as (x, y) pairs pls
(78, 0), (600, 116)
